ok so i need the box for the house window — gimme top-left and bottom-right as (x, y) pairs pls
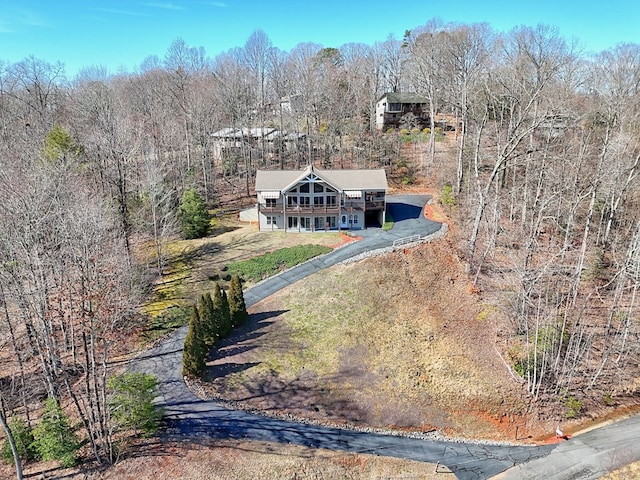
(299, 196), (310, 206)
(326, 195), (337, 206)
(287, 196), (298, 206)
(314, 217), (324, 230)
(266, 216), (273, 225)
(314, 183), (324, 193)
(299, 183), (310, 193)
(341, 215), (347, 224)
(288, 217), (298, 229)
(313, 196), (324, 206)
(388, 102), (401, 112)
(301, 217), (311, 230)
(266, 198), (276, 207)
(353, 215), (358, 225)
(326, 216), (336, 228)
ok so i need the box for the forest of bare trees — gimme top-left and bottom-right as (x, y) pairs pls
(1, 19), (640, 474)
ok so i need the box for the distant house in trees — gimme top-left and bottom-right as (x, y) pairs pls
(265, 94), (304, 116)
(255, 164), (387, 232)
(210, 127), (305, 162)
(375, 92), (460, 132)
(376, 92), (430, 131)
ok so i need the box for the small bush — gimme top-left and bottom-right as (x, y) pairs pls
(565, 395), (583, 418)
(32, 397), (80, 468)
(402, 175), (416, 185)
(1, 416), (36, 464)
(382, 211), (394, 231)
(108, 372), (162, 437)
(513, 361), (526, 377)
(585, 248), (610, 284)
(507, 344), (528, 378)
(603, 392), (615, 406)
(440, 183), (456, 208)
(477, 304), (495, 322)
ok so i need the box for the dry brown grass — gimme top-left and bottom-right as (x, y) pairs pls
(203, 240), (532, 441)
(601, 461), (640, 480)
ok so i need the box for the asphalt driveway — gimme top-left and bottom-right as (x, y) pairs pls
(130, 195), (562, 480)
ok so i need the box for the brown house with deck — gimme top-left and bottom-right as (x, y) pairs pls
(255, 165), (387, 232)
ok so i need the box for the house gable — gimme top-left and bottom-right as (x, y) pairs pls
(280, 165), (340, 194)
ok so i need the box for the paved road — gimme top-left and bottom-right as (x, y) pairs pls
(494, 414), (640, 479)
(130, 195), (558, 480)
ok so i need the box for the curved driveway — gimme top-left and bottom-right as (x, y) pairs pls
(131, 195), (556, 480)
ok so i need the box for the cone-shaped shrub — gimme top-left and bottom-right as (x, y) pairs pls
(182, 306), (207, 377)
(228, 274), (248, 327)
(198, 292), (218, 348)
(213, 283), (231, 338)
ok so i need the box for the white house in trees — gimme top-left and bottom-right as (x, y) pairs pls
(255, 165), (387, 232)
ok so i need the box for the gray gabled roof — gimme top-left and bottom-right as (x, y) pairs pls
(378, 92), (429, 104)
(255, 165), (387, 192)
(211, 127), (277, 139)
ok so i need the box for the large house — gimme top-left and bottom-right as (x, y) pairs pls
(255, 165), (387, 232)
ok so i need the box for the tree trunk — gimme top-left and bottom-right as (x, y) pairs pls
(0, 395), (23, 480)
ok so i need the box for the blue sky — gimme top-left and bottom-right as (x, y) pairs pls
(1, 0), (639, 77)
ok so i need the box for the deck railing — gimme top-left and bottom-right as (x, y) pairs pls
(259, 203), (366, 214)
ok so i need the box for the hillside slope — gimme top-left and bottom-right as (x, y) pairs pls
(201, 238), (555, 442)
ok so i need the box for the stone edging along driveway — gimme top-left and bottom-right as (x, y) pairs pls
(130, 195), (559, 480)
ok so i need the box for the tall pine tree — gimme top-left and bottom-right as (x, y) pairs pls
(182, 306), (207, 377)
(228, 274), (249, 327)
(178, 188), (211, 239)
